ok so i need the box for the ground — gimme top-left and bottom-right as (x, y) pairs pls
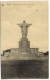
(1, 57), (48, 79)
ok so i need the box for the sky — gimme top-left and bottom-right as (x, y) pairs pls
(1, 1), (48, 52)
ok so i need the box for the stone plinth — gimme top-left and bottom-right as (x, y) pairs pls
(19, 37), (30, 54)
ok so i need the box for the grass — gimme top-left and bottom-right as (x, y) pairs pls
(1, 60), (48, 79)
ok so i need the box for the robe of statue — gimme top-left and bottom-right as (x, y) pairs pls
(17, 20), (32, 37)
(21, 25), (28, 37)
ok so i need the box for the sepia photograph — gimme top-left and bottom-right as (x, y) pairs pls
(1, 1), (48, 79)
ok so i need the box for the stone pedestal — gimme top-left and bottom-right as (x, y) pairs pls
(19, 37), (30, 54)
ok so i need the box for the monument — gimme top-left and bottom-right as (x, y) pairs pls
(17, 20), (32, 54)
(2, 20), (39, 59)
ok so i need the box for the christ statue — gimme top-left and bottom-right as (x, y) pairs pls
(17, 20), (32, 37)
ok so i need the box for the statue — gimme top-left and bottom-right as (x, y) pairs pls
(17, 20), (32, 37)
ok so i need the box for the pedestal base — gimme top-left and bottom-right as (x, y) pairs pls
(19, 37), (30, 53)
